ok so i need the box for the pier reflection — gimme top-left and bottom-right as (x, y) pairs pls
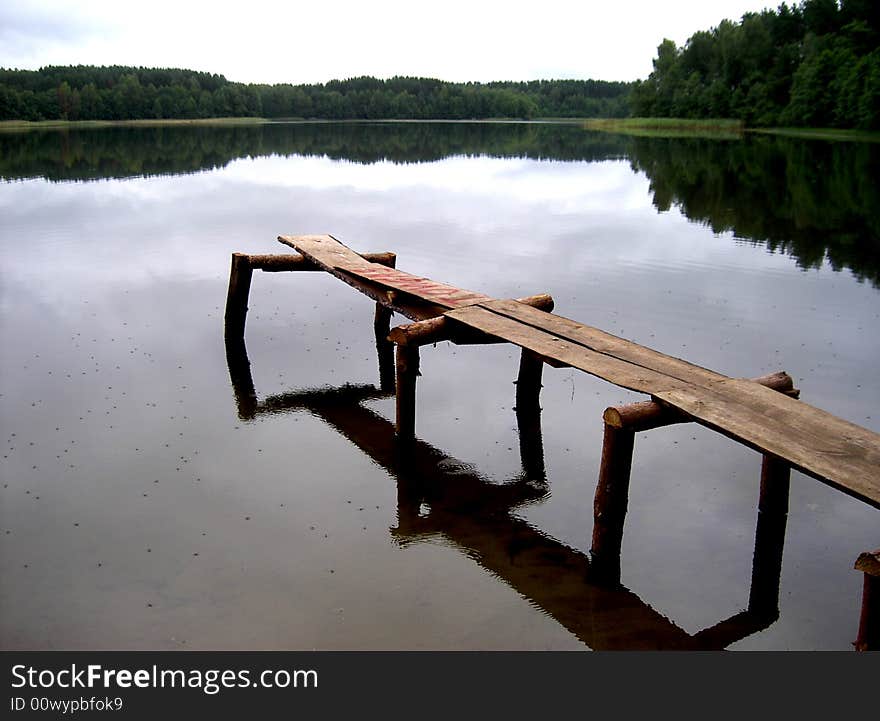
(225, 329), (789, 649)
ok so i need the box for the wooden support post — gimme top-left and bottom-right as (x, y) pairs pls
(747, 454), (791, 621)
(224, 253), (253, 339)
(854, 549), (880, 651)
(373, 252), (396, 392)
(395, 344), (420, 441)
(375, 303), (396, 393)
(592, 371), (797, 587)
(515, 349), (544, 416)
(590, 423), (635, 585)
(514, 349), (546, 481)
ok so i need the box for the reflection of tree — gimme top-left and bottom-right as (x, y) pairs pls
(0, 122), (628, 182)
(628, 134), (880, 287)
(3, 122), (878, 287)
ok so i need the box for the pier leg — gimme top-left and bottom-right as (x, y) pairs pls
(515, 350), (546, 481)
(375, 303), (395, 393)
(854, 550), (880, 651)
(395, 344), (420, 442)
(224, 253), (254, 339)
(747, 454), (790, 621)
(515, 349), (544, 415)
(590, 423), (635, 585)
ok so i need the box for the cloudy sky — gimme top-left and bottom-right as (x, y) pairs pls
(2, 0), (780, 84)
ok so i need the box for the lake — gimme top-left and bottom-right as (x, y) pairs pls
(1, 121), (877, 650)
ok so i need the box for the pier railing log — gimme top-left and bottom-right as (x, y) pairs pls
(225, 250), (397, 338)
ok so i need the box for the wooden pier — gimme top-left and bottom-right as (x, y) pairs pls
(226, 233), (880, 649)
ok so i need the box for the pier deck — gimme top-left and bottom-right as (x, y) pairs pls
(270, 234), (880, 509)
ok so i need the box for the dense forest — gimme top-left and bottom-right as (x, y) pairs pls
(2, 1), (878, 127)
(631, 0), (880, 128)
(0, 67), (630, 122)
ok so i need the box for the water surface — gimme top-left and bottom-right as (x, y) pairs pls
(1, 122), (877, 649)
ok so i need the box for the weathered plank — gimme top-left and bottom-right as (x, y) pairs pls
(445, 304), (688, 395)
(339, 264), (492, 308)
(482, 298), (727, 388)
(278, 234), (447, 320)
(277, 236), (880, 509)
(446, 301), (880, 508)
(656, 379), (880, 507)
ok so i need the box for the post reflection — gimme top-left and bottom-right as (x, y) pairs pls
(225, 328), (786, 650)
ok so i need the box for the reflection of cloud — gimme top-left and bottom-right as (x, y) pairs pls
(223, 155), (649, 211)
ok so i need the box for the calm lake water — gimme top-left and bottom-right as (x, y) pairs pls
(1, 121), (878, 650)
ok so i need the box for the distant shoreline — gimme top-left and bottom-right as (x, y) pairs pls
(2, 117), (878, 142)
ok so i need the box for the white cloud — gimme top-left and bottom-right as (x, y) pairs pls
(2, 1), (781, 83)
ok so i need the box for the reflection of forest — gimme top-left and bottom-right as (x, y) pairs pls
(0, 122), (627, 179)
(627, 135), (880, 287)
(2, 122), (878, 286)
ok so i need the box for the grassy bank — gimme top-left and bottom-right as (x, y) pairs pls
(583, 117), (744, 138)
(585, 117), (880, 142)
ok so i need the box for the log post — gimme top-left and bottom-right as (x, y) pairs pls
(747, 454), (791, 621)
(515, 349), (544, 416)
(590, 423), (635, 585)
(224, 253), (254, 339)
(854, 549), (880, 651)
(375, 303), (396, 393)
(395, 344), (420, 441)
(591, 371), (798, 586)
(373, 253), (396, 393)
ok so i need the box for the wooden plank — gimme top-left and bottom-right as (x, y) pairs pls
(277, 234), (446, 320)
(482, 298), (727, 388)
(656, 380), (880, 508)
(279, 234), (490, 309)
(446, 301), (880, 508)
(444, 304), (687, 395)
(278, 234), (374, 272)
(340, 264), (492, 308)
(273, 237), (880, 508)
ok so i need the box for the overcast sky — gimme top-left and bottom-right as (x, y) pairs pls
(2, 0), (781, 84)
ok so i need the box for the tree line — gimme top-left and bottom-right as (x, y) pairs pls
(0, 66), (630, 122)
(631, 0), (880, 128)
